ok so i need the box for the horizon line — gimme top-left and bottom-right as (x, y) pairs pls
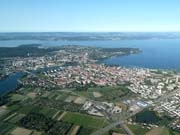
(1, 31), (180, 33)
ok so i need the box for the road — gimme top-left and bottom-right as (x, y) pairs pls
(90, 114), (135, 135)
(90, 121), (123, 135)
(91, 88), (180, 135)
(61, 89), (112, 119)
(119, 123), (135, 135)
(62, 89), (141, 135)
(26, 70), (180, 135)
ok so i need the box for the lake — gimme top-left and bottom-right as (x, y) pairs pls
(0, 66), (62, 95)
(1, 39), (180, 95)
(135, 110), (160, 124)
(0, 72), (25, 95)
(1, 39), (180, 69)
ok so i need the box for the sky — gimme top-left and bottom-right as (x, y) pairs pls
(0, 0), (180, 32)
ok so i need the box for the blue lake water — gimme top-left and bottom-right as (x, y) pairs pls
(1, 39), (180, 69)
(0, 72), (25, 95)
(1, 39), (180, 94)
(0, 66), (61, 95)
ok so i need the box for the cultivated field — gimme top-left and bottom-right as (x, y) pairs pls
(62, 112), (109, 129)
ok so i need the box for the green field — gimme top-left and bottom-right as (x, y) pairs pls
(8, 113), (26, 124)
(77, 85), (133, 102)
(41, 90), (76, 101)
(17, 105), (35, 114)
(10, 94), (27, 102)
(128, 124), (150, 135)
(0, 108), (9, 120)
(38, 107), (57, 118)
(15, 105), (58, 118)
(77, 127), (96, 135)
(0, 122), (15, 135)
(102, 127), (125, 135)
(62, 112), (109, 129)
(8, 104), (21, 112)
(162, 128), (180, 135)
(145, 127), (180, 135)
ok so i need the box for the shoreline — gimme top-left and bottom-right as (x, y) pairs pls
(1, 57), (180, 96)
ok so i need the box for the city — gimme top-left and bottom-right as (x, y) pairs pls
(0, 45), (180, 135)
(1, 0), (180, 135)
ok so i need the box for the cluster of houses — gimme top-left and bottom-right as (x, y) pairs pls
(155, 91), (180, 118)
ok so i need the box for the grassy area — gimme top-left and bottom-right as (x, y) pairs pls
(102, 127), (125, 135)
(19, 113), (72, 135)
(77, 85), (133, 102)
(52, 111), (62, 119)
(10, 94), (27, 102)
(0, 107), (9, 120)
(15, 105), (58, 118)
(48, 92), (59, 99)
(31, 131), (42, 135)
(33, 98), (82, 112)
(66, 125), (80, 135)
(11, 127), (32, 135)
(77, 127), (96, 135)
(8, 104), (21, 112)
(0, 122), (15, 135)
(170, 131), (180, 135)
(163, 128), (180, 135)
(139, 126), (180, 135)
(77, 91), (90, 97)
(17, 105), (35, 114)
(43, 90), (75, 101)
(8, 113), (26, 124)
(146, 127), (180, 135)
(128, 124), (150, 135)
(26, 92), (37, 99)
(101, 132), (110, 135)
(38, 107), (57, 118)
(110, 127), (125, 134)
(146, 127), (163, 135)
(62, 112), (109, 129)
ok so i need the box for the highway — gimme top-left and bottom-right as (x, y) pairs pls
(90, 121), (124, 135)
(119, 123), (135, 135)
(25, 70), (180, 135)
(62, 89), (141, 135)
(90, 88), (180, 135)
(90, 115), (135, 135)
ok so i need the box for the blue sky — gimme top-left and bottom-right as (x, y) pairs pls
(0, 0), (180, 32)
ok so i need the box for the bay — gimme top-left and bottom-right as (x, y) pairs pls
(1, 39), (180, 95)
(0, 66), (62, 95)
(0, 72), (25, 95)
(1, 39), (180, 69)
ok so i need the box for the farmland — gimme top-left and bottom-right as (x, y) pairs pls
(62, 112), (109, 129)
